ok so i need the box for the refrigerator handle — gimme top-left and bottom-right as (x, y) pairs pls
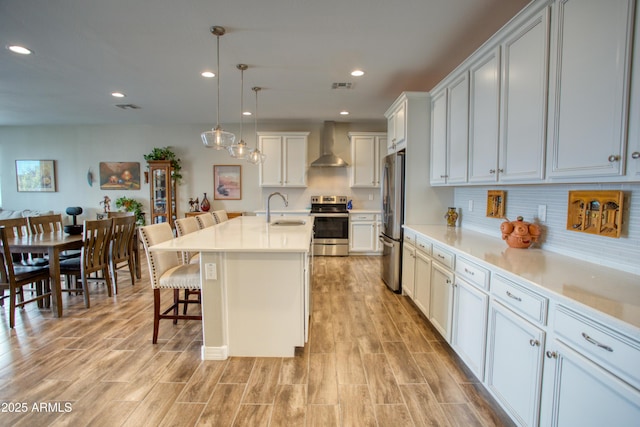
(378, 236), (394, 248)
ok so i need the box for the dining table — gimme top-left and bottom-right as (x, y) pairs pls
(7, 231), (83, 318)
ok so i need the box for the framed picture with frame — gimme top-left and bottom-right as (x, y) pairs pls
(15, 160), (57, 192)
(213, 165), (241, 200)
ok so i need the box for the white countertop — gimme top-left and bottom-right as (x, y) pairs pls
(150, 216), (313, 253)
(404, 224), (640, 334)
(349, 209), (381, 214)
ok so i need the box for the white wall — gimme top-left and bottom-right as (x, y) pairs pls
(0, 121), (386, 222)
(454, 183), (640, 274)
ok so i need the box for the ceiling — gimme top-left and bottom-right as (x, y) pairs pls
(0, 0), (530, 126)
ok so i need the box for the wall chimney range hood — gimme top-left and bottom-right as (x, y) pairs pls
(310, 121), (349, 167)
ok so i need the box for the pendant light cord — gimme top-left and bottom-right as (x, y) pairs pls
(216, 33), (221, 128)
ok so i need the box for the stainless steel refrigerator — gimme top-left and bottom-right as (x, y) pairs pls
(379, 151), (405, 293)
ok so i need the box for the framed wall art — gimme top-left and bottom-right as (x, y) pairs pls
(486, 190), (506, 218)
(214, 165), (241, 200)
(99, 162), (141, 190)
(15, 160), (56, 192)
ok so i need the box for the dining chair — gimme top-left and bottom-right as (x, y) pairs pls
(0, 226), (52, 328)
(212, 210), (229, 223)
(195, 213), (216, 229)
(174, 216), (202, 315)
(107, 211), (134, 218)
(59, 218), (113, 308)
(139, 223), (201, 344)
(0, 218), (47, 307)
(109, 214), (137, 292)
(28, 213), (81, 260)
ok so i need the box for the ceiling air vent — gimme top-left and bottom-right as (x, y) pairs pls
(115, 104), (141, 110)
(331, 82), (353, 89)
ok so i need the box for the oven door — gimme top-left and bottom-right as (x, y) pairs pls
(312, 214), (348, 241)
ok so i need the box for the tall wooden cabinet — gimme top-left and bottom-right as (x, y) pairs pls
(148, 160), (176, 227)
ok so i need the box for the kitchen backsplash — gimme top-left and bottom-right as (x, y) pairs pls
(454, 183), (640, 275)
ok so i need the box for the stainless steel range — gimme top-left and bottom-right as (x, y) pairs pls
(310, 196), (349, 256)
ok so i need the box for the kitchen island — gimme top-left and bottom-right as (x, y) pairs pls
(149, 215), (313, 360)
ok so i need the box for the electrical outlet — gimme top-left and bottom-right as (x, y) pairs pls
(538, 205), (547, 222)
(468, 200), (474, 212)
(205, 263), (217, 280)
(369, 193), (374, 201)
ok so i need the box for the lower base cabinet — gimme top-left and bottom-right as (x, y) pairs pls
(401, 241), (416, 299)
(429, 262), (454, 342)
(451, 277), (489, 381)
(413, 249), (432, 317)
(540, 340), (640, 427)
(486, 300), (545, 427)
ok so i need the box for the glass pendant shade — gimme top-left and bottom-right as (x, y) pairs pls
(201, 126), (235, 149)
(202, 26), (235, 149)
(247, 148), (266, 164)
(228, 139), (250, 159)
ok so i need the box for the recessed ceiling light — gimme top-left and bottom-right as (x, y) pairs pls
(8, 45), (32, 55)
(111, 92), (126, 98)
(340, 111), (350, 115)
(350, 69), (365, 77)
(243, 111), (252, 116)
(201, 71), (215, 78)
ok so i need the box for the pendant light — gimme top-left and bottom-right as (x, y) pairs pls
(228, 64), (250, 159)
(201, 26), (236, 150)
(247, 86), (267, 164)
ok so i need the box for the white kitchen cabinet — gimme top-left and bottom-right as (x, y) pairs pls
(429, 72), (469, 185)
(547, 0), (634, 180)
(486, 300), (545, 427)
(386, 99), (406, 153)
(401, 235), (416, 299)
(451, 256), (490, 381)
(468, 47), (501, 183)
(349, 213), (380, 254)
(430, 88), (448, 185)
(498, 5), (549, 183)
(349, 132), (386, 188)
(429, 245), (455, 342)
(258, 132), (309, 187)
(413, 244), (432, 318)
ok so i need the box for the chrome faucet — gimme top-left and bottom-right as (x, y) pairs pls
(266, 192), (288, 223)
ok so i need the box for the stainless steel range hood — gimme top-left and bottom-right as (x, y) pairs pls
(310, 121), (349, 167)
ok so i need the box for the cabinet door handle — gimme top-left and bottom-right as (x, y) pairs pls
(546, 350), (557, 359)
(581, 332), (613, 352)
(608, 155), (620, 162)
(489, 169), (496, 174)
(632, 151), (640, 159)
(506, 291), (522, 302)
(498, 168), (504, 173)
(529, 339), (540, 347)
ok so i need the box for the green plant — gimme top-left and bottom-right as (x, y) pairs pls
(115, 196), (146, 226)
(143, 146), (183, 184)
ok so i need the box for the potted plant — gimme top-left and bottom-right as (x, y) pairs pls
(143, 146), (183, 184)
(115, 196), (146, 226)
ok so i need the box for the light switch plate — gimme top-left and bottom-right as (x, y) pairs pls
(538, 205), (547, 222)
(468, 200), (474, 212)
(205, 263), (217, 280)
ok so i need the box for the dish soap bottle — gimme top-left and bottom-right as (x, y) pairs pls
(347, 199), (353, 210)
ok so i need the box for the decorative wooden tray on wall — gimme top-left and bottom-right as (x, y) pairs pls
(566, 190), (624, 238)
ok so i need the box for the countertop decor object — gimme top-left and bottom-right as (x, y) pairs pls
(500, 216), (540, 249)
(200, 193), (210, 211)
(445, 207), (459, 227)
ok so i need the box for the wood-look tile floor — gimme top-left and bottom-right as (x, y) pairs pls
(0, 255), (514, 426)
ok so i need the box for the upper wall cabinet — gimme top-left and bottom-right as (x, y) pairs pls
(546, 0), (635, 179)
(628, 1), (640, 179)
(498, 5), (550, 183)
(468, 47), (501, 184)
(430, 72), (469, 185)
(258, 132), (309, 187)
(349, 132), (386, 188)
(385, 97), (407, 153)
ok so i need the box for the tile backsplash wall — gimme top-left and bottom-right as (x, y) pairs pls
(454, 183), (640, 274)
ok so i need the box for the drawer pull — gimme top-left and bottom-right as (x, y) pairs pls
(464, 268), (475, 275)
(437, 254), (445, 259)
(529, 339), (540, 347)
(546, 350), (557, 359)
(506, 291), (522, 302)
(582, 332), (613, 352)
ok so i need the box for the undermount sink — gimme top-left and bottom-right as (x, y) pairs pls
(271, 219), (306, 226)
